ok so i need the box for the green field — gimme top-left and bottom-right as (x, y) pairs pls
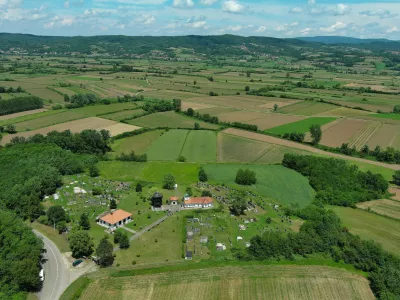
(266, 117), (337, 135)
(15, 111), (86, 131)
(331, 206), (400, 255)
(279, 102), (336, 116)
(128, 111), (219, 129)
(203, 164), (315, 207)
(180, 130), (217, 162)
(372, 113), (400, 121)
(111, 130), (165, 155)
(146, 130), (189, 161)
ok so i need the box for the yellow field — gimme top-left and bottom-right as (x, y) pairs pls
(80, 265), (374, 300)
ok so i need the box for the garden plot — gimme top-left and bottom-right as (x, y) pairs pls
(320, 119), (368, 148)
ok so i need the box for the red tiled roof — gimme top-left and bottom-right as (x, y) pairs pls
(170, 196), (179, 201)
(184, 197), (213, 205)
(100, 210), (132, 225)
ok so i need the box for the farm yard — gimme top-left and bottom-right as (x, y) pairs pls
(78, 265), (374, 300)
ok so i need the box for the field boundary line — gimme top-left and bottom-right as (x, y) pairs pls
(253, 146), (276, 163)
(178, 130), (190, 157)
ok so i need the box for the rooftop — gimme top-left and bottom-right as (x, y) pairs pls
(100, 209), (132, 225)
(170, 196), (179, 201)
(184, 197), (213, 205)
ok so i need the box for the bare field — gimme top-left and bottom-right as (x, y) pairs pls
(317, 107), (373, 118)
(1, 117), (139, 145)
(80, 265), (374, 300)
(367, 124), (400, 149)
(390, 187), (400, 201)
(0, 108), (48, 121)
(320, 119), (368, 147)
(247, 114), (305, 130)
(256, 100), (298, 109)
(181, 101), (215, 111)
(357, 199), (400, 219)
(217, 111), (269, 123)
(348, 121), (381, 150)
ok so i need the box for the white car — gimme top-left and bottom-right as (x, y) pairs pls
(39, 269), (45, 282)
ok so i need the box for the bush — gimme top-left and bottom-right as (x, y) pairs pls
(177, 156), (186, 162)
(235, 169), (257, 185)
(198, 167), (208, 182)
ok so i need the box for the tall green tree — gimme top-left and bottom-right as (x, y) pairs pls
(310, 124), (322, 145)
(198, 167), (208, 182)
(394, 171), (400, 186)
(119, 233), (130, 249)
(96, 236), (114, 267)
(79, 212), (91, 230)
(69, 230), (94, 258)
(110, 199), (117, 209)
(163, 173), (176, 190)
(47, 205), (66, 225)
(89, 165), (99, 177)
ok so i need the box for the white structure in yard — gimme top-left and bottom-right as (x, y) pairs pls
(97, 209), (132, 231)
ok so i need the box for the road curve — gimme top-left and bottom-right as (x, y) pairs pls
(34, 230), (71, 300)
(223, 128), (400, 171)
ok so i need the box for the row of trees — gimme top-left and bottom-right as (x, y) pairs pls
(142, 99), (174, 113)
(116, 151), (147, 162)
(0, 85), (24, 93)
(0, 96), (43, 116)
(282, 154), (388, 207)
(338, 144), (400, 164)
(117, 94), (144, 103)
(241, 204), (400, 299)
(64, 93), (99, 108)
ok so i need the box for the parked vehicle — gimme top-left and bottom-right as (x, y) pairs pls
(39, 269), (45, 282)
(72, 259), (83, 267)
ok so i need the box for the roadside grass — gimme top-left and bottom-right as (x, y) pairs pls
(29, 222), (70, 253)
(203, 164), (315, 208)
(59, 276), (92, 300)
(266, 117), (336, 135)
(180, 130), (217, 162)
(330, 206), (400, 255)
(111, 129), (165, 155)
(128, 111), (219, 129)
(146, 129), (189, 161)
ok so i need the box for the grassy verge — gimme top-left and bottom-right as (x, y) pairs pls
(29, 222), (70, 253)
(59, 277), (91, 300)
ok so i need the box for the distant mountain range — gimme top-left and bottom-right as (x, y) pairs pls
(295, 36), (397, 45)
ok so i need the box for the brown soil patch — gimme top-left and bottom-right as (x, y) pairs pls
(389, 187), (400, 201)
(321, 119), (367, 147)
(256, 100), (299, 109)
(222, 128), (400, 170)
(182, 101), (215, 111)
(367, 124), (400, 149)
(0, 109), (48, 121)
(1, 117), (140, 145)
(218, 111), (269, 123)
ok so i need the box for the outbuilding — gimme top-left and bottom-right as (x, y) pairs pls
(169, 196), (180, 205)
(183, 197), (214, 209)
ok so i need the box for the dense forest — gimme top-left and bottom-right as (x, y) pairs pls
(0, 96), (44, 116)
(282, 154), (388, 206)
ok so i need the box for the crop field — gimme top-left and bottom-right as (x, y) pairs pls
(320, 119), (368, 148)
(203, 164), (315, 207)
(246, 114), (305, 130)
(0, 108), (48, 121)
(331, 206), (400, 255)
(112, 130), (165, 155)
(279, 101), (335, 116)
(73, 102), (140, 116)
(356, 199), (400, 220)
(1, 117), (140, 145)
(195, 106), (238, 115)
(318, 107), (374, 118)
(347, 121), (381, 150)
(367, 124), (400, 149)
(266, 117), (336, 135)
(180, 130), (217, 162)
(129, 111), (219, 129)
(217, 111), (269, 123)
(390, 187), (400, 201)
(373, 113), (400, 121)
(146, 130), (189, 161)
(181, 101), (215, 111)
(101, 109), (145, 121)
(79, 265), (374, 300)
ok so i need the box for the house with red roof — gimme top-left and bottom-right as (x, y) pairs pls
(183, 197), (214, 209)
(96, 209), (132, 231)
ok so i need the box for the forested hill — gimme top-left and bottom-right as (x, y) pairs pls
(296, 36), (393, 45)
(1, 32), (398, 58)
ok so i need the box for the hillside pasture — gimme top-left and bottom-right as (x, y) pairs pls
(331, 206), (400, 255)
(1, 117), (139, 145)
(180, 130), (217, 162)
(128, 111), (218, 129)
(146, 129), (188, 161)
(266, 117), (336, 135)
(320, 119), (368, 148)
(356, 199), (400, 220)
(203, 164), (315, 207)
(78, 265), (374, 300)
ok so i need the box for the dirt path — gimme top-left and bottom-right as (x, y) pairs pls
(223, 128), (400, 171)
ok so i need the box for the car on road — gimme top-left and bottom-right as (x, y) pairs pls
(72, 259), (83, 267)
(39, 269), (45, 282)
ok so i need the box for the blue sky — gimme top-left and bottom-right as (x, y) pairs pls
(0, 0), (399, 39)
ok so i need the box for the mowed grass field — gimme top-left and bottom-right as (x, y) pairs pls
(78, 265), (374, 300)
(146, 130), (189, 161)
(330, 206), (400, 255)
(266, 117), (336, 135)
(203, 164), (315, 207)
(111, 130), (165, 155)
(128, 111), (219, 129)
(180, 130), (217, 162)
(279, 101), (336, 116)
(356, 199), (400, 220)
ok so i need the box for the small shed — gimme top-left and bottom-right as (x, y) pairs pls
(169, 196), (180, 205)
(185, 251), (193, 260)
(151, 192), (163, 208)
(200, 236), (208, 244)
(216, 243), (226, 251)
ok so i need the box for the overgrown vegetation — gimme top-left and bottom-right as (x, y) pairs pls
(0, 96), (43, 116)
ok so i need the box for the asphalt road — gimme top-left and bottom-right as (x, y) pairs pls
(34, 230), (71, 300)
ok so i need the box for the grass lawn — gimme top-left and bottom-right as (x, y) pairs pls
(111, 129), (165, 155)
(180, 130), (217, 162)
(266, 117), (336, 135)
(146, 129), (189, 161)
(98, 161), (200, 185)
(372, 113), (400, 121)
(203, 164), (315, 207)
(128, 111), (219, 129)
(330, 206), (400, 255)
(29, 222), (70, 253)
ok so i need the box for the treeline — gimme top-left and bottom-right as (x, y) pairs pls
(0, 96), (43, 116)
(0, 209), (43, 299)
(117, 94), (144, 103)
(0, 86), (24, 93)
(116, 151), (147, 162)
(7, 129), (111, 155)
(338, 144), (400, 164)
(142, 99), (175, 113)
(240, 204), (400, 299)
(282, 154), (388, 207)
(64, 93), (99, 108)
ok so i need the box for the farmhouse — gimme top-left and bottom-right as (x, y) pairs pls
(97, 209), (132, 231)
(168, 196), (180, 205)
(183, 197), (214, 209)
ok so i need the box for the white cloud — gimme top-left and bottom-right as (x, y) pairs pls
(227, 24), (242, 31)
(289, 7), (303, 14)
(300, 27), (312, 35)
(360, 9), (397, 19)
(256, 26), (266, 33)
(135, 14), (156, 24)
(173, 0), (194, 8)
(200, 0), (217, 5)
(387, 26), (399, 33)
(222, 0), (244, 14)
(276, 22), (299, 32)
(320, 21), (347, 33)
